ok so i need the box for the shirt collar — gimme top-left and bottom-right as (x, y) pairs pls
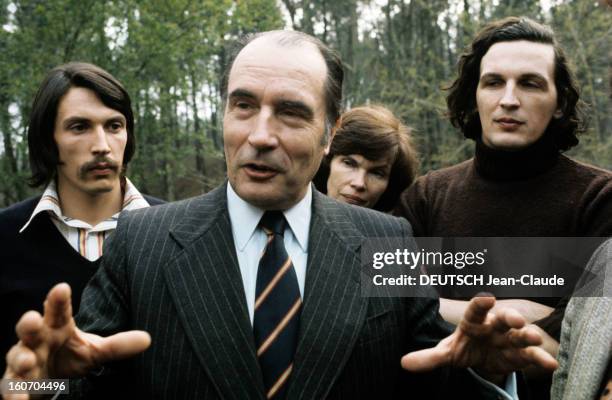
(121, 177), (150, 211)
(227, 182), (312, 252)
(19, 177), (149, 233)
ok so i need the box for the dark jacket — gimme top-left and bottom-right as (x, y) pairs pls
(71, 184), (504, 399)
(0, 194), (164, 372)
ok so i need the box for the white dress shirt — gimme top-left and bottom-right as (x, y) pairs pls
(227, 183), (311, 324)
(226, 182), (517, 399)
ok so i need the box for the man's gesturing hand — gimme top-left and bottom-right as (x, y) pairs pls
(3, 283), (151, 382)
(401, 296), (558, 379)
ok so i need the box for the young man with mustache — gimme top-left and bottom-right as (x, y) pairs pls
(0, 62), (163, 373)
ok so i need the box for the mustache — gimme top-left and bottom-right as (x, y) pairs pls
(78, 157), (120, 177)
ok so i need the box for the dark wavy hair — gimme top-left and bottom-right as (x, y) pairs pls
(28, 62), (135, 187)
(221, 30), (343, 142)
(446, 16), (587, 151)
(313, 105), (419, 212)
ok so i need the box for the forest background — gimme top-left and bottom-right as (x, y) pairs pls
(0, 0), (609, 206)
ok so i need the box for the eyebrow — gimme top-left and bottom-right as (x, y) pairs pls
(518, 73), (548, 83)
(368, 160), (393, 171)
(275, 99), (314, 121)
(62, 116), (89, 128)
(61, 114), (126, 128)
(106, 115), (127, 124)
(480, 72), (548, 81)
(228, 88), (257, 102)
(479, 73), (502, 80)
(228, 88), (315, 121)
(372, 161), (392, 169)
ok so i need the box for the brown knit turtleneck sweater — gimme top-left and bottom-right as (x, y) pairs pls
(395, 140), (612, 238)
(394, 138), (612, 336)
(395, 137), (611, 399)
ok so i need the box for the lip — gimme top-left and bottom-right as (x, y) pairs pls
(242, 163), (280, 180)
(494, 117), (524, 130)
(340, 193), (366, 206)
(88, 163), (115, 175)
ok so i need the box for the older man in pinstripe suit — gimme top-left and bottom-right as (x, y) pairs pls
(3, 31), (557, 400)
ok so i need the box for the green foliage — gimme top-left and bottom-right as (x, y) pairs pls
(0, 0), (609, 206)
(0, 0), (281, 205)
(551, 0), (611, 169)
(291, 0), (610, 172)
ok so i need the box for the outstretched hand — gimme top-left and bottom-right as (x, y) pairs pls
(401, 296), (558, 381)
(3, 283), (150, 398)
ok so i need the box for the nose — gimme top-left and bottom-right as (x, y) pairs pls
(349, 169), (367, 191)
(500, 82), (520, 109)
(91, 125), (111, 155)
(247, 108), (279, 150)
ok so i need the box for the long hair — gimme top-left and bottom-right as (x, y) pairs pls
(28, 62), (135, 187)
(446, 16), (587, 151)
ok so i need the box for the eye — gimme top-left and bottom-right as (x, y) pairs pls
(69, 122), (88, 133)
(341, 157), (357, 168)
(279, 109), (299, 118)
(521, 80), (542, 89)
(482, 79), (503, 88)
(233, 100), (256, 112)
(231, 100), (258, 118)
(371, 169), (388, 179)
(108, 121), (124, 132)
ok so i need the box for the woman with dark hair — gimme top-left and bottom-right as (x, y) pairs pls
(313, 105), (418, 212)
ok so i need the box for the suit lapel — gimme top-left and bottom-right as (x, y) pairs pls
(287, 191), (370, 399)
(164, 185), (265, 399)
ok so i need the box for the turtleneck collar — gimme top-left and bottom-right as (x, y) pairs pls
(474, 132), (560, 181)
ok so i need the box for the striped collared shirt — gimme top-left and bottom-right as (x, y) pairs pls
(20, 178), (150, 261)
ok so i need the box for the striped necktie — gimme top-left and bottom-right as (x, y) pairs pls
(254, 211), (302, 399)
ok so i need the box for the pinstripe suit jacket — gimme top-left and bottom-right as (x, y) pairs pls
(73, 183), (502, 399)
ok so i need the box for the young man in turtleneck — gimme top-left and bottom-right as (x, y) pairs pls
(394, 16), (612, 399)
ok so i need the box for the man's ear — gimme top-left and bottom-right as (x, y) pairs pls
(324, 140), (332, 155)
(325, 118), (341, 155)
